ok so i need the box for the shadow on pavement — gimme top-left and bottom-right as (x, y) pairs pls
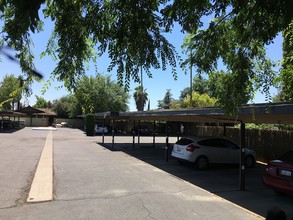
(0, 127), (24, 133)
(99, 141), (293, 219)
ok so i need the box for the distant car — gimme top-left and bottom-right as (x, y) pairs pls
(61, 122), (68, 127)
(95, 124), (108, 134)
(262, 149), (293, 196)
(132, 126), (152, 135)
(171, 136), (256, 170)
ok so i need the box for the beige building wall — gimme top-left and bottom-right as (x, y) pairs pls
(32, 118), (48, 127)
(17, 117), (48, 127)
(15, 116), (83, 128)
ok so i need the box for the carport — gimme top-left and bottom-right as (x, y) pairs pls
(0, 110), (25, 130)
(94, 102), (293, 190)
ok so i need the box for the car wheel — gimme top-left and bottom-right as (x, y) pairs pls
(245, 156), (255, 168)
(195, 156), (209, 170)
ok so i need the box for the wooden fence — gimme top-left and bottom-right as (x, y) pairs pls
(192, 126), (293, 163)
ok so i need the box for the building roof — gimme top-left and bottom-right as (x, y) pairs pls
(94, 102), (293, 124)
(17, 106), (56, 116)
(0, 110), (25, 117)
(17, 106), (45, 114)
(34, 108), (56, 116)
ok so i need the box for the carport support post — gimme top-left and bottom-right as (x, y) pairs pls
(165, 121), (169, 162)
(138, 120), (141, 144)
(111, 119), (116, 149)
(102, 117), (105, 144)
(240, 122), (246, 191)
(153, 120), (156, 148)
(132, 120), (136, 150)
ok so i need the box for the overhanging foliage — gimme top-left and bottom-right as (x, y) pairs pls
(1, 0), (292, 113)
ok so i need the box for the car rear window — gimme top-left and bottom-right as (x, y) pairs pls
(176, 138), (193, 145)
(279, 150), (293, 163)
(198, 138), (238, 148)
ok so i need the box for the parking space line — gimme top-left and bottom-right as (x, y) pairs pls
(27, 131), (53, 203)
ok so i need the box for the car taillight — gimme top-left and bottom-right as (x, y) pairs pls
(186, 144), (200, 152)
(266, 166), (277, 175)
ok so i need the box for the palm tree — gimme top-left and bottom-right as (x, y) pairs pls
(133, 86), (148, 111)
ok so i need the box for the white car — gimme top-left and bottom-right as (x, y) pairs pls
(95, 124), (108, 134)
(60, 122), (68, 127)
(171, 136), (256, 170)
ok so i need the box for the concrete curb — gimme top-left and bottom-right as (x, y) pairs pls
(27, 131), (53, 202)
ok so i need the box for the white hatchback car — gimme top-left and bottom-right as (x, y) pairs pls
(171, 136), (256, 170)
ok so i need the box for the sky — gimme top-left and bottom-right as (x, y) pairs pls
(0, 12), (283, 112)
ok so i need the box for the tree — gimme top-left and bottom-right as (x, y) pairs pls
(180, 75), (212, 102)
(0, 74), (22, 110)
(74, 75), (129, 114)
(1, 1), (292, 113)
(272, 92), (283, 103)
(52, 95), (81, 118)
(207, 70), (252, 113)
(0, 0), (179, 90)
(179, 87), (190, 102)
(133, 86), (148, 111)
(193, 75), (210, 95)
(178, 1), (290, 112)
(278, 20), (293, 101)
(158, 89), (173, 109)
(169, 100), (180, 109)
(183, 30), (277, 113)
(178, 71), (248, 112)
(34, 95), (48, 108)
(47, 100), (53, 108)
(180, 92), (217, 108)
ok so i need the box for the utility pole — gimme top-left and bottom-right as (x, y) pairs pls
(141, 65), (143, 93)
(190, 49), (192, 106)
(140, 65), (144, 111)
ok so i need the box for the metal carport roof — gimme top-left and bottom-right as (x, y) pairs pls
(0, 110), (25, 117)
(95, 102), (293, 124)
(94, 102), (293, 191)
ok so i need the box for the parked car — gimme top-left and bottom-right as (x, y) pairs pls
(61, 122), (68, 127)
(171, 136), (256, 170)
(95, 124), (108, 134)
(132, 126), (152, 135)
(262, 149), (293, 196)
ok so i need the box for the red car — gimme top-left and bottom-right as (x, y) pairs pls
(263, 149), (293, 195)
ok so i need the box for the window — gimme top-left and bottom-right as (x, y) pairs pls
(198, 138), (238, 148)
(176, 138), (193, 145)
(198, 139), (220, 147)
(219, 139), (239, 149)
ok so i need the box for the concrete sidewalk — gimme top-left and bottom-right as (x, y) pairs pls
(0, 128), (278, 219)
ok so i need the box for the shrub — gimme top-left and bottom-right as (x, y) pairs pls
(85, 114), (95, 136)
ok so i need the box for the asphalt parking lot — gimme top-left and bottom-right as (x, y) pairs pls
(97, 134), (293, 219)
(0, 127), (292, 219)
